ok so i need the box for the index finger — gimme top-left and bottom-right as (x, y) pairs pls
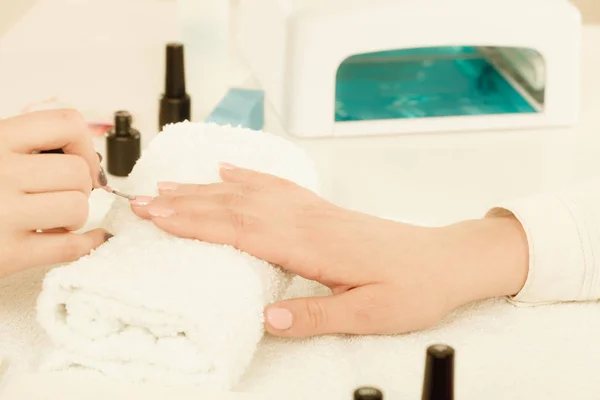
(0, 109), (103, 187)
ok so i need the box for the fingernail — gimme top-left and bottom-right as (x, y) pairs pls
(103, 232), (114, 242)
(98, 166), (108, 186)
(158, 181), (179, 191)
(148, 206), (176, 218)
(96, 152), (103, 162)
(266, 307), (293, 330)
(130, 196), (154, 207)
(219, 162), (238, 170)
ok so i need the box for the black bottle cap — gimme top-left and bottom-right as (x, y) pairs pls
(421, 344), (454, 400)
(114, 110), (133, 136)
(354, 387), (383, 400)
(106, 110), (141, 177)
(159, 42), (191, 130)
(165, 42), (185, 98)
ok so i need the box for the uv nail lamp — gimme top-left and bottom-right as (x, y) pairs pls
(234, 0), (582, 138)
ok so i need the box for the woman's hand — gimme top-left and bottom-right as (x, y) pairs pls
(0, 110), (111, 277)
(131, 164), (529, 337)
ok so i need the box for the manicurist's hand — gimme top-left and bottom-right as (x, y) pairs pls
(0, 110), (112, 278)
(130, 163), (530, 337)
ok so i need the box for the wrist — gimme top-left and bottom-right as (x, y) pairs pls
(439, 215), (529, 306)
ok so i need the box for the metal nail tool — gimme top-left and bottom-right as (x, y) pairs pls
(103, 186), (137, 201)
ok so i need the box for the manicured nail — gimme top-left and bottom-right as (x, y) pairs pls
(148, 206), (175, 218)
(103, 232), (114, 242)
(98, 166), (108, 186)
(130, 196), (154, 207)
(266, 307), (293, 330)
(219, 162), (238, 170)
(158, 181), (179, 191)
(96, 152), (103, 162)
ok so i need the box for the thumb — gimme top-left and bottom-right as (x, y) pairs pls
(264, 286), (376, 337)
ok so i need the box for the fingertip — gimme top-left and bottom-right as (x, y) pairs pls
(264, 306), (294, 334)
(219, 162), (239, 171)
(97, 165), (108, 187)
(130, 196), (154, 207)
(157, 181), (179, 192)
(79, 151), (103, 190)
(157, 188), (180, 197)
(130, 205), (152, 219)
(130, 196), (154, 219)
(147, 204), (176, 218)
(218, 166), (236, 182)
(131, 196), (178, 220)
(57, 228), (110, 264)
(82, 228), (113, 250)
(219, 162), (249, 182)
(265, 292), (363, 337)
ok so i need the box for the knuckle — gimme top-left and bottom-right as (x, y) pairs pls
(56, 108), (85, 126)
(306, 265), (327, 284)
(218, 191), (245, 208)
(66, 192), (90, 229)
(170, 195), (191, 211)
(269, 175), (297, 191)
(0, 158), (16, 187)
(206, 190), (262, 248)
(69, 153), (89, 171)
(68, 156), (93, 191)
(167, 196), (201, 224)
(174, 184), (195, 194)
(0, 240), (18, 265)
(239, 183), (259, 194)
(276, 177), (295, 189)
(304, 300), (327, 330)
(227, 209), (257, 247)
(352, 294), (378, 327)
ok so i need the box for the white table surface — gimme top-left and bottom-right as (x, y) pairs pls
(1, 0), (600, 397)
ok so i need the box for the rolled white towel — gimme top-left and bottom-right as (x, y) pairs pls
(36, 122), (321, 389)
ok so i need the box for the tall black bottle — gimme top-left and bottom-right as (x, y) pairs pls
(422, 344), (455, 400)
(159, 42), (191, 130)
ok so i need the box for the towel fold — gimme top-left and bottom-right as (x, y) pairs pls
(35, 122), (321, 389)
(0, 213), (597, 399)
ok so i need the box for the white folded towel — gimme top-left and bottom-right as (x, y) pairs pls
(0, 211), (597, 399)
(36, 122), (321, 389)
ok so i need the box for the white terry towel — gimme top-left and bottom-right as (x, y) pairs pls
(35, 122), (321, 389)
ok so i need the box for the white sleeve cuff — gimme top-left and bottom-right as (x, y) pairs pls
(488, 191), (593, 306)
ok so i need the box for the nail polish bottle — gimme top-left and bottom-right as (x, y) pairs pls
(354, 386), (384, 400)
(106, 110), (141, 177)
(159, 42), (191, 130)
(421, 344), (454, 400)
